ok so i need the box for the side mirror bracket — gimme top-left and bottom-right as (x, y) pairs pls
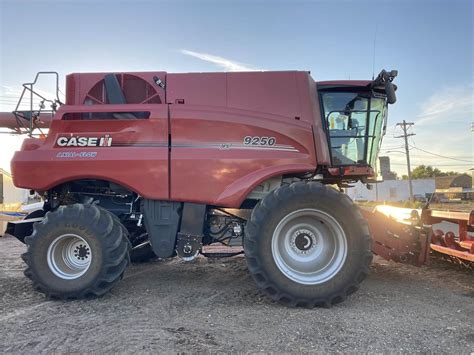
(372, 69), (398, 104)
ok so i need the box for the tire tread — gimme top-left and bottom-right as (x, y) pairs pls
(22, 203), (130, 299)
(244, 181), (372, 308)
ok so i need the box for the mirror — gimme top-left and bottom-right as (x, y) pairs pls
(385, 81), (397, 104)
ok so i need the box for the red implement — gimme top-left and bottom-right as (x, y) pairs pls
(424, 209), (474, 263)
(364, 205), (474, 265)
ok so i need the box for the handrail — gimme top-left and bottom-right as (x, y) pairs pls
(12, 72), (62, 136)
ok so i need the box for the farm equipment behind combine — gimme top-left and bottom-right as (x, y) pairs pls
(362, 205), (474, 267)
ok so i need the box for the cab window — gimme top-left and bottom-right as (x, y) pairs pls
(321, 91), (384, 167)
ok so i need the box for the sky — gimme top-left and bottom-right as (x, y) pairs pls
(0, 0), (472, 176)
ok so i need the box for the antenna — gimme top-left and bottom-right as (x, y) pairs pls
(372, 24), (378, 80)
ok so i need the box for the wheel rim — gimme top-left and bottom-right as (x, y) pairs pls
(271, 208), (347, 285)
(47, 234), (92, 280)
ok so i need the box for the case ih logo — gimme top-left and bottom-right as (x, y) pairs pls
(56, 135), (112, 147)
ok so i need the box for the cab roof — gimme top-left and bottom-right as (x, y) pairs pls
(316, 80), (372, 88)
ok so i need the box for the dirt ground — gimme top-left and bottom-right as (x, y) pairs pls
(0, 236), (473, 353)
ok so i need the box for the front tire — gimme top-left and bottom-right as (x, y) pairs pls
(22, 203), (130, 299)
(244, 182), (372, 307)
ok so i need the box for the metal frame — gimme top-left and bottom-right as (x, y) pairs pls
(423, 209), (474, 263)
(364, 206), (474, 266)
(12, 71), (62, 136)
(323, 108), (382, 167)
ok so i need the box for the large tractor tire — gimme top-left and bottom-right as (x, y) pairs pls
(244, 181), (372, 307)
(22, 203), (130, 299)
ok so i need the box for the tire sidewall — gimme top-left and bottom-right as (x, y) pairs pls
(28, 218), (106, 294)
(247, 183), (369, 301)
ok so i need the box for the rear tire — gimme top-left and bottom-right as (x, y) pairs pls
(22, 203), (130, 299)
(244, 181), (372, 307)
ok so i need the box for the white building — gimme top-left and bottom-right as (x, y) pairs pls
(0, 168), (30, 235)
(346, 179), (435, 202)
(1, 168), (29, 207)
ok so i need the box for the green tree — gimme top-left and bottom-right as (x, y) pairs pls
(412, 165), (440, 179)
(401, 165), (460, 179)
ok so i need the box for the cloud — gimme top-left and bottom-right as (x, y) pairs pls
(180, 49), (260, 72)
(415, 84), (473, 126)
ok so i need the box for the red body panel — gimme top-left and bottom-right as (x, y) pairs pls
(65, 71), (167, 105)
(9, 70), (352, 207)
(12, 104), (169, 199)
(167, 71), (319, 206)
(170, 105), (316, 206)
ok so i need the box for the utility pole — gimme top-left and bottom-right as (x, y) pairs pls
(395, 120), (415, 202)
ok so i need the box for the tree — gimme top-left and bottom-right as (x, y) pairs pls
(411, 165), (441, 179)
(401, 165), (460, 180)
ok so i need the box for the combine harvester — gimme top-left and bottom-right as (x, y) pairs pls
(0, 70), (471, 307)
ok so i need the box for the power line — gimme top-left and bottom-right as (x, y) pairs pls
(409, 145), (473, 163)
(390, 163), (472, 167)
(380, 145), (405, 149)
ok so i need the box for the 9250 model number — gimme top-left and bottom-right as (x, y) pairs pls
(243, 136), (276, 146)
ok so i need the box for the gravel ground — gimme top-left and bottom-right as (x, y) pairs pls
(0, 235), (473, 353)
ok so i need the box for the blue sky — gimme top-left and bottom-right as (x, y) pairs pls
(0, 0), (472, 175)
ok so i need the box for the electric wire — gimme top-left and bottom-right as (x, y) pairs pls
(408, 145), (473, 163)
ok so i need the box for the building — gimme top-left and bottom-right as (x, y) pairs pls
(435, 174), (472, 191)
(0, 168), (29, 207)
(346, 179), (435, 202)
(1, 168), (29, 235)
(435, 174), (472, 201)
(378, 156), (394, 180)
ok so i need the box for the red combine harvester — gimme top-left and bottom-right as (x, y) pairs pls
(2, 69), (468, 307)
